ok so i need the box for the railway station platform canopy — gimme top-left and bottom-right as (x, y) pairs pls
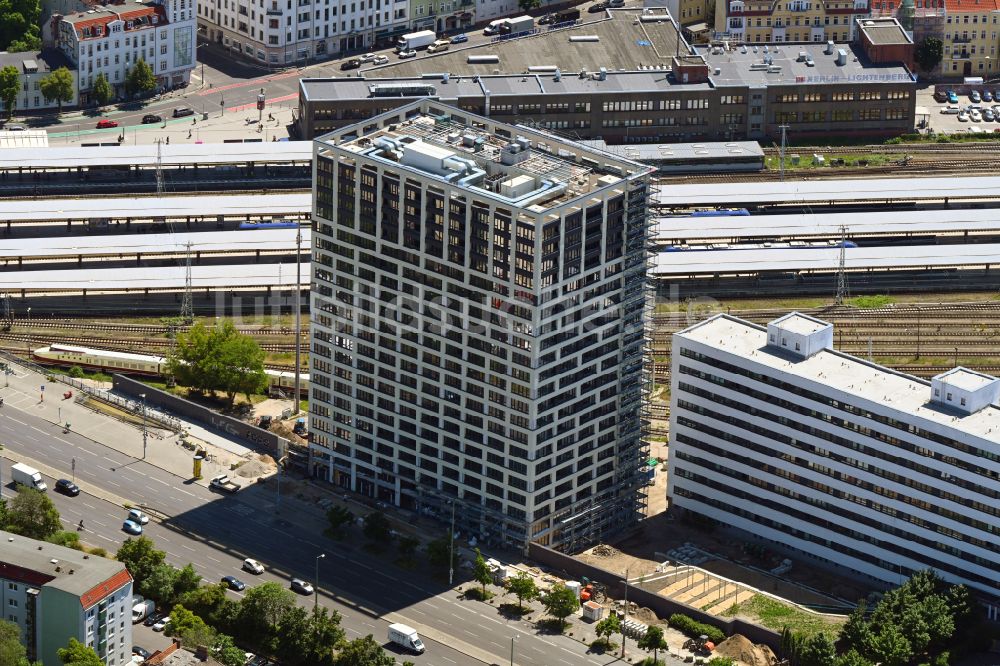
(0, 229), (308, 263)
(0, 193), (311, 224)
(0, 141), (312, 172)
(652, 175), (1000, 209)
(654, 208), (1000, 243)
(0, 263), (311, 294)
(653, 243), (1000, 276)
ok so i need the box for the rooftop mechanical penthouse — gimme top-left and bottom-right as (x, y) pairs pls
(308, 100), (655, 551)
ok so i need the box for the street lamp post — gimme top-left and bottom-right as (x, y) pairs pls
(26, 307), (31, 356)
(140, 393), (148, 459)
(448, 499), (456, 586)
(509, 636), (515, 666)
(621, 567), (630, 658)
(314, 553), (326, 612)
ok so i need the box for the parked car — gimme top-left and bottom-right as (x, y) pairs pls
(290, 578), (314, 595)
(141, 114), (162, 124)
(172, 107), (194, 118)
(359, 53), (378, 62)
(985, 90), (994, 102)
(243, 558), (265, 575)
(947, 90), (959, 103)
(96, 119), (118, 129)
(143, 612), (164, 627)
(221, 575), (246, 591)
(607, 0), (625, 6)
(122, 519), (142, 535)
(4, 123), (26, 131)
(971, 109), (983, 122)
(970, 90), (982, 103)
(940, 105), (960, 114)
(372, 54), (389, 65)
(151, 615), (170, 632)
(132, 647), (150, 659)
(340, 59), (361, 70)
(55, 479), (80, 496)
(588, 2), (607, 11)
(397, 49), (417, 59)
(450, 33), (468, 43)
(984, 108), (996, 121)
(958, 111), (970, 122)
(128, 508), (150, 525)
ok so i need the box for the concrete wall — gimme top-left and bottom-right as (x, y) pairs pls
(527, 543), (782, 651)
(112, 374), (289, 457)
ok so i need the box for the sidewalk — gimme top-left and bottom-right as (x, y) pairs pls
(0, 358), (260, 485)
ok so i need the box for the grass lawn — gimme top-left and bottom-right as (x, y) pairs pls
(763, 154), (895, 170)
(723, 594), (846, 638)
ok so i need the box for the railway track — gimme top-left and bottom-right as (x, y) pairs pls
(759, 142), (1000, 155)
(658, 158), (999, 183)
(10, 319), (307, 338)
(0, 333), (298, 354)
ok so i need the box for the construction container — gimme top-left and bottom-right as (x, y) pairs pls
(582, 601), (604, 622)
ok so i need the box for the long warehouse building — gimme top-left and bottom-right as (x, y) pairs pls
(668, 312), (1000, 617)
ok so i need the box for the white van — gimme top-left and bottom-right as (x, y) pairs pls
(132, 600), (155, 623)
(387, 623), (425, 654)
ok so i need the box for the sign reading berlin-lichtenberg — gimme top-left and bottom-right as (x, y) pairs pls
(804, 73), (914, 83)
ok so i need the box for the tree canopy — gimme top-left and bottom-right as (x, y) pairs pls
(274, 606), (345, 666)
(540, 584), (579, 630)
(168, 321), (268, 404)
(334, 635), (395, 666)
(91, 73), (113, 107)
(505, 572), (538, 611)
(236, 581), (297, 651)
(38, 67), (74, 112)
(0, 620), (34, 666)
(915, 37), (943, 72)
(0, 65), (18, 120)
(57, 639), (102, 666)
(0, 0), (41, 53)
(124, 58), (156, 97)
(638, 625), (668, 662)
(5, 487), (61, 539)
(471, 548), (492, 597)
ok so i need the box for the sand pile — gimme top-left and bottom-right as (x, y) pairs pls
(235, 455), (275, 478)
(632, 607), (659, 625)
(592, 544), (619, 557)
(714, 634), (778, 666)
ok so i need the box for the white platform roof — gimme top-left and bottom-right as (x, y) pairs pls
(653, 243), (1000, 275)
(0, 228), (308, 259)
(0, 263), (311, 291)
(655, 208), (1000, 241)
(0, 193), (312, 222)
(0, 141), (312, 170)
(653, 176), (1000, 207)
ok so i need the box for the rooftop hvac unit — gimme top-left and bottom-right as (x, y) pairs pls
(824, 39), (834, 54)
(713, 67), (721, 75)
(797, 50), (808, 61)
(836, 49), (847, 65)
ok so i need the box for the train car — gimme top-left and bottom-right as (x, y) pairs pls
(32, 343), (309, 395)
(32, 344), (165, 375)
(688, 208), (751, 217)
(238, 219), (300, 230)
(661, 239), (858, 252)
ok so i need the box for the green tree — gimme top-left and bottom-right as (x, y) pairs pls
(168, 322), (216, 391)
(517, 0), (541, 11)
(116, 536), (166, 586)
(594, 612), (620, 650)
(540, 584), (579, 631)
(866, 621), (912, 666)
(335, 635), (394, 666)
(0, 0), (40, 54)
(46, 530), (82, 550)
(275, 606), (344, 666)
(180, 583), (238, 632)
(0, 620), (32, 666)
(471, 548), (492, 598)
(362, 511), (391, 546)
(173, 563), (203, 601)
(142, 563), (180, 604)
(167, 604), (216, 647)
(213, 634), (247, 666)
(38, 66), (74, 112)
(125, 58), (156, 97)
(638, 625), (668, 663)
(915, 37), (943, 72)
(426, 536), (456, 571)
(325, 505), (353, 539)
(0, 65), (18, 120)
(217, 327), (268, 405)
(504, 572), (538, 611)
(91, 73), (113, 107)
(57, 639), (102, 666)
(168, 321), (268, 403)
(6, 487), (61, 539)
(834, 649), (875, 666)
(799, 633), (837, 666)
(237, 582), (296, 650)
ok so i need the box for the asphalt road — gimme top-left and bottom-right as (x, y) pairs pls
(0, 408), (624, 666)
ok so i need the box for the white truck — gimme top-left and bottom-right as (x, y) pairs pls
(11, 463), (47, 492)
(483, 18), (508, 35)
(387, 623), (425, 654)
(501, 15), (534, 34)
(132, 599), (155, 623)
(210, 474), (242, 494)
(397, 30), (436, 51)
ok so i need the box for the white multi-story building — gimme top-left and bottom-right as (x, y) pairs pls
(0, 529), (134, 665)
(47, 0), (196, 105)
(198, 0), (406, 66)
(308, 99), (654, 551)
(669, 312), (1000, 615)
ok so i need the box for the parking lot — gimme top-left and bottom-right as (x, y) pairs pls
(926, 84), (1000, 135)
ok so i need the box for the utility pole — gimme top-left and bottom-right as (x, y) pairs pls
(26, 307), (31, 356)
(314, 553), (325, 613)
(293, 228), (302, 410)
(448, 500), (456, 587)
(778, 125), (789, 182)
(180, 241), (194, 324)
(140, 393), (148, 459)
(835, 225), (848, 306)
(954, 346), (959, 368)
(510, 636), (515, 666)
(621, 567), (630, 658)
(155, 138), (165, 194)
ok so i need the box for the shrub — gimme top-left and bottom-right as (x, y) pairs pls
(669, 613), (725, 644)
(68, 365), (85, 378)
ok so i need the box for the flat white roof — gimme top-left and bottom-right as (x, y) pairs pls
(653, 243), (1000, 275)
(0, 141), (312, 170)
(677, 314), (1000, 442)
(0, 263), (311, 291)
(937, 368), (997, 392)
(0, 228), (307, 259)
(653, 176), (1000, 207)
(654, 208), (1000, 242)
(773, 313), (828, 336)
(0, 193), (311, 222)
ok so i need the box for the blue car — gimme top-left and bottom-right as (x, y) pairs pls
(450, 33), (468, 43)
(984, 90), (994, 102)
(947, 90), (958, 103)
(122, 519), (143, 535)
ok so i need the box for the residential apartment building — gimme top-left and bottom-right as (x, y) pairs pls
(46, 0), (195, 104)
(716, 0), (870, 43)
(937, 0), (1000, 77)
(298, 44), (916, 143)
(0, 529), (134, 665)
(668, 313), (1000, 615)
(0, 49), (78, 115)
(308, 99), (654, 552)
(409, 0), (474, 31)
